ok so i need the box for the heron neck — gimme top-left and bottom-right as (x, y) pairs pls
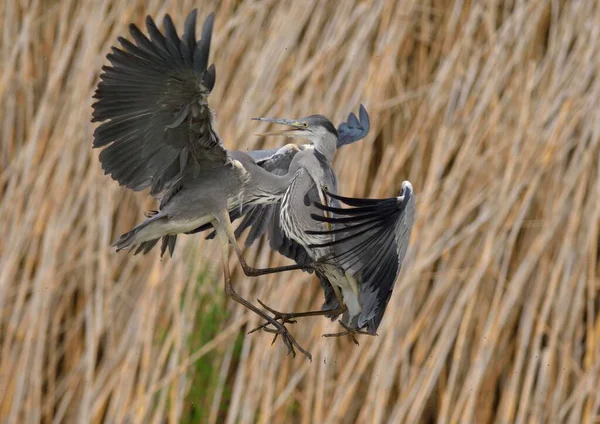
(312, 132), (338, 163)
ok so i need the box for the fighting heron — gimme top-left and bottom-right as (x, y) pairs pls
(188, 105), (370, 241)
(220, 117), (415, 341)
(91, 9), (356, 358)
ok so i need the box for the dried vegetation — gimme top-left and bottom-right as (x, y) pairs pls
(1, 0), (599, 422)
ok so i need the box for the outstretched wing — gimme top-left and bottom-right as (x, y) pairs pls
(92, 10), (227, 196)
(307, 181), (415, 333)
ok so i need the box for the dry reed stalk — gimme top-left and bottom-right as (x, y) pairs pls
(1, 0), (599, 423)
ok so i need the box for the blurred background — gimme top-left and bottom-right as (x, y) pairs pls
(1, 0), (599, 422)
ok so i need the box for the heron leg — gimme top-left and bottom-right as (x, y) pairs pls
(322, 322), (376, 345)
(248, 300), (347, 334)
(216, 210), (312, 276)
(215, 225), (312, 361)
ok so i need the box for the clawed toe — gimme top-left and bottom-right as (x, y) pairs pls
(247, 299), (311, 361)
(322, 322), (376, 345)
(247, 299), (297, 335)
(261, 321), (312, 361)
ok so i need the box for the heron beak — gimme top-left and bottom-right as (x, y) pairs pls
(252, 117), (307, 137)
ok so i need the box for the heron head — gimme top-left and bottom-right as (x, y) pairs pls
(253, 115), (338, 142)
(253, 115), (339, 160)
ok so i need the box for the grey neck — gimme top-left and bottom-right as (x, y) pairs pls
(312, 132), (338, 163)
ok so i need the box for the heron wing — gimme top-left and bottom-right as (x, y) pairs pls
(337, 104), (370, 147)
(307, 183), (415, 333)
(232, 143), (310, 248)
(243, 147), (281, 162)
(235, 103), (369, 242)
(185, 105), (369, 254)
(92, 10), (227, 196)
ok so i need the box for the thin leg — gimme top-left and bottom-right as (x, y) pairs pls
(248, 300), (347, 334)
(215, 225), (312, 361)
(216, 210), (311, 276)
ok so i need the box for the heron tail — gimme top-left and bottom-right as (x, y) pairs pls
(113, 211), (168, 255)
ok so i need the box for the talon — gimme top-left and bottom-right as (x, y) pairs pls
(246, 299), (312, 361)
(248, 323), (268, 334)
(322, 322), (373, 345)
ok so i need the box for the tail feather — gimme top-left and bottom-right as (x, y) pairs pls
(114, 229), (140, 252)
(133, 238), (160, 255)
(160, 235), (177, 257)
(113, 211), (166, 254)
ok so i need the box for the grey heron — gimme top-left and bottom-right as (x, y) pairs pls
(220, 117), (415, 341)
(190, 104), (370, 244)
(91, 9), (353, 359)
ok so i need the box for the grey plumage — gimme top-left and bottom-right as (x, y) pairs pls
(193, 105), (370, 247)
(92, 6), (413, 350)
(92, 11), (220, 197)
(92, 9), (353, 359)
(209, 112), (415, 335)
(336, 104), (370, 146)
(308, 182), (415, 333)
(93, 10), (315, 259)
(189, 105), (369, 246)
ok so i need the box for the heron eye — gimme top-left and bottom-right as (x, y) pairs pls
(302, 123), (308, 127)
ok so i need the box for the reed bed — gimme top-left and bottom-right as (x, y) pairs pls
(1, 0), (599, 422)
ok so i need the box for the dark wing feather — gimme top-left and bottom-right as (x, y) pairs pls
(307, 182), (415, 333)
(337, 104), (370, 147)
(92, 10), (227, 196)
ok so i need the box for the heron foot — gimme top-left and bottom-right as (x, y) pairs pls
(248, 299), (311, 361)
(247, 300), (298, 335)
(261, 322), (312, 362)
(322, 322), (376, 345)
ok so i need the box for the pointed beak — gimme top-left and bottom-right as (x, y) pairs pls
(252, 117), (307, 137)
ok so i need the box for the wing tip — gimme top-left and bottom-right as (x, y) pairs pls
(399, 181), (414, 202)
(204, 11), (215, 27)
(337, 104), (371, 147)
(201, 11), (215, 42)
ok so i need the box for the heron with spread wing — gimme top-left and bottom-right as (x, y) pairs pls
(91, 10), (353, 359)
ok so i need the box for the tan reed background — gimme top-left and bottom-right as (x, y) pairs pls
(1, 0), (599, 422)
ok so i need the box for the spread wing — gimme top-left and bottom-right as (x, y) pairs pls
(307, 181), (415, 333)
(92, 10), (227, 196)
